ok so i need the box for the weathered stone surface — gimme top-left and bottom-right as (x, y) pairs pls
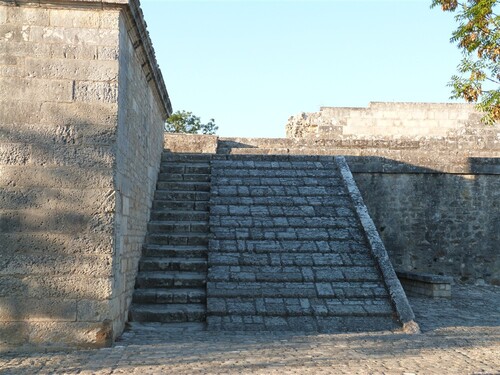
(26, 58), (118, 81)
(164, 133), (219, 154)
(0, 77), (73, 102)
(0, 0), (171, 349)
(0, 298), (76, 322)
(207, 155), (404, 332)
(286, 102), (490, 139)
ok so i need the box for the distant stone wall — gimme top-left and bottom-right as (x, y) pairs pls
(286, 102), (496, 139)
(0, 0), (170, 349)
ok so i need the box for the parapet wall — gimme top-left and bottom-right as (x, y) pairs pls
(0, 0), (170, 349)
(286, 102), (497, 140)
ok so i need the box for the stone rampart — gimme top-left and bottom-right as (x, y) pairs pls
(286, 102), (498, 140)
(166, 130), (499, 285)
(0, 0), (170, 349)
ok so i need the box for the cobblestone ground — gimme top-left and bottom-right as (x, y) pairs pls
(1, 285), (499, 375)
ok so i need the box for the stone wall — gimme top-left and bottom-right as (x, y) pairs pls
(0, 0), (170, 349)
(286, 102), (498, 140)
(353, 171), (499, 285)
(173, 129), (499, 285)
(112, 12), (166, 339)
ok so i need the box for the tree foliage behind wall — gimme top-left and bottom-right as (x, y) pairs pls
(165, 110), (218, 134)
(432, 0), (500, 124)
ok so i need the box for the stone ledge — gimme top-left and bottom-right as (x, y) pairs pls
(396, 271), (453, 298)
(335, 156), (420, 333)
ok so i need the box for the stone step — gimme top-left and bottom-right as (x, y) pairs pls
(210, 228), (364, 242)
(154, 190), (210, 201)
(212, 169), (339, 178)
(136, 272), (206, 289)
(211, 160), (336, 170)
(127, 322), (206, 332)
(207, 297), (393, 317)
(148, 220), (209, 233)
(157, 181), (210, 192)
(139, 257), (207, 272)
(209, 239), (369, 253)
(211, 185), (346, 197)
(208, 265), (382, 282)
(151, 210), (209, 221)
(206, 281), (388, 298)
(211, 205), (356, 218)
(147, 232), (208, 246)
(162, 153), (212, 162)
(209, 216), (357, 229)
(206, 315), (397, 332)
(216, 148), (289, 156)
(212, 177), (342, 187)
(153, 200), (209, 211)
(160, 163), (210, 174)
(133, 288), (206, 304)
(208, 252), (376, 267)
(158, 173), (211, 182)
(142, 244), (207, 258)
(129, 303), (206, 323)
(212, 155), (334, 162)
(211, 196), (349, 207)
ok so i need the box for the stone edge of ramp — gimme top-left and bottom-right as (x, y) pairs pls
(335, 156), (420, 334)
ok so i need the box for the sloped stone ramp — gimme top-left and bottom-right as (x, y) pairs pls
(207, 154), (417, 332)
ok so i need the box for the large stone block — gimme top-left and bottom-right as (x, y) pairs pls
(6, 7), (49, 26)
(0, 77), (73, 102)
(76, 299), (115, 322)
(74, 80), (118, 103)
(49, 44), (98, 60)
(0, 41), (52, 59)
(0, 253), (113, 278)
(0, 275), (114, 299)
(0, 187), (114, 211)
(41, 101), (117, 125)
(0, 100), (42, 126)
(0, 24), (30, 43)
(0, 322), (29, 345)
(50, 146), (115, 168)
(26, 57), (118, 81)
(0, 166), (113, 188)
(0, 233), (114, 256)
(22, 321), (114, 348)
(29, 25), (119, 46)
(0, 209), (90, 233)
(0, 298), (76, 321)
(49, 9), (101, 29)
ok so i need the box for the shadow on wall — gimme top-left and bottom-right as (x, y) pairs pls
(344, 156), (499, 285)
(0, 109), (119, 348)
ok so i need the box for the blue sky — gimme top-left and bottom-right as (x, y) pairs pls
(141, 0), (462, 138)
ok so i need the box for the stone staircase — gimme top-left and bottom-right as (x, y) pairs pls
(129, 150), (416, 333)
(129, 153), (211, 325)
(207, 155), (400, 332)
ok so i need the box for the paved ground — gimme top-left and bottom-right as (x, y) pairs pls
(1, 285), (499, 374)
